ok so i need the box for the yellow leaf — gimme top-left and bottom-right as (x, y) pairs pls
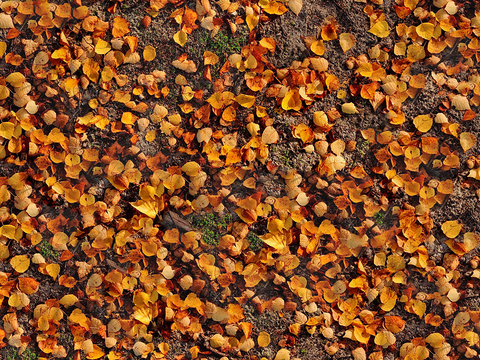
(143, 46), (156, 61)
(293, 123), (314, 143)
(246, 15), (258, 32)
(174, 30), (188, 47)
(267, 218), (284, 234)
(210, 334), (226, 348)
(134, 306), (153, 325)
(64, 189), (80, 203)
(0, 244), (9, 259)
(46, 264), (60, 280)
(425, 333), (445, 348)
(86, 345), (105, 360)
(190, 346), (200, 359)
(416, 22), (435, 40)
(258, 332), (271, 347)
(6, 72), (26, 87)
(342, 103), (358, 114)
(144, 130), (156, 142)
(441, 220), (462, 238)
(407, 44), (426, 61)
(259, 38), (276, 52)
(245, 54), (257, 69)
(464, 331), (479, 347)
(182, 162), (201, 177)
(0, 85), (9, 100)
(260, 233), (287, 253)
(274, 349), (290, 360)
(413, 114), (432, 132)
(404, 0), (419, 10)
(387, 255), (405, 271)
(368, 21), (390, 38)
(1, 225), (16, 239)
(413, 299), (426, 317)
(374, 332), (388, 346)
(60, 294), (79, 307)
(121, 112), (137, 125)
(0, 42), (6, 57)
(95, 39), (111, 54)
(235, 94), (255, 108)
(310, 40), (325, 56)
(282, 89), (302, 111)
(11, 255), (30, 273)
(130, 199), (158, 218)
(163, 174), (185, 190)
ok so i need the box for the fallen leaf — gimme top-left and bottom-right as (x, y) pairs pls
(289, 0), (303, 15)
(10, 255), (30, 273)
(441, 220), (462, 239)
(174, 30), (188, 47)
(368, 21), (390, 38)
(339, 33), (355, 52)
(143, 46), (156, 61)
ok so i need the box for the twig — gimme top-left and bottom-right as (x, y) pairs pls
(106, 258), (129, 275)
(161, 211), (194, 232)
(198, 334), (230, 358)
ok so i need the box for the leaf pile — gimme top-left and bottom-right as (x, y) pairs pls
(1, 0), (480, 359)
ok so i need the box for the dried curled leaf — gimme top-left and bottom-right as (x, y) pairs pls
(460, 132), (475, 152)
(289, 0), (303, 15)
(0, 13), (14, 29)
(172, 58), (197, 73)
(339, 33), (355, 52)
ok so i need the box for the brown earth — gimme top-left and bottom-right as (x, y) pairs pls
(1, 0), (480, 360)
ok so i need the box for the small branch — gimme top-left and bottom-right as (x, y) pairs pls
(198, 334), (230, 358)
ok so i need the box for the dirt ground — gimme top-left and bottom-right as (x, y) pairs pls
(1, 0), (480, 360)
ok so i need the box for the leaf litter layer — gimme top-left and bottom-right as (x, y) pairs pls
(1, 0), (480, 359)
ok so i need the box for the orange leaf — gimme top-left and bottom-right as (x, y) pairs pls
(384, 316), (405, 333)
(18, 277), (39, 294)
(425, 313), (443, 326)
(112, 17), (130, 37)
(203, 51), (219, 65)
(282, 89), (302, 111)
